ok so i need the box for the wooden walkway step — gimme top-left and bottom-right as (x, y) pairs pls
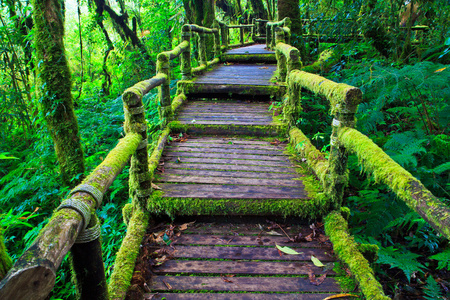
(223, 44), (276, 63)
(127, 221), (358, 300)
(156, 137), (307, 200)
(171, 101), (287, 136)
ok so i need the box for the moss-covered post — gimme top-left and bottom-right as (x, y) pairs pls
(198, 32), (207, 69)
(327, 87), (361, 209)
(213, 21), (221, 59)
(220, 22), (229, 50)
(266, 23), (272, 49)
(239, 26), (245, 46)
(0, 228), (12, 281)
(275, 27), (287, 82)
(33, 0), (85, 186)
(122, 86), (152, 211)
(181, 26), (192, 80)
(157, 53), (172, 125)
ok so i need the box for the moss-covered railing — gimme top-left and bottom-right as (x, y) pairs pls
(252, 18), (268, 42)
(266, 17), (291, 50)
(217, 20), (256, 49)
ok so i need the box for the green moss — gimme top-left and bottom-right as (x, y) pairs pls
(171, 93), (187, 114)
(221, 54), (276, 63)
(148, 128), (170, 180)
(332, 261), (358, 293)
(0, 227), (12, 280)
(108, 208), (150, 300)
(288, 70), (362, 115)
(339, 127), (450, 240)
(357, 244), (379, 264)
(302, 49), (340, 74)
(122, 203), (133, 226)
(168, 120), (288, 137)
(147, 192), (330, 220)
(325, 211), (390, 300)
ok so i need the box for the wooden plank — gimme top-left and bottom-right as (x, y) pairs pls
(183, 222), (312, 236)
(164, 169), (297, 180)
(168, 142), (284, 151)
(144, 293), (338, 300)
(151, 276), (341, 292)
(162, 157), (293, 167)
(158, 183), (305, 194)
(163, 152), (291, 162)
(174, 234), (324, 248)
(159, 175), (302, 187)
(158, 184), (307, 198)
(182, 138), (275, 145)
(160, 191), (307, 199)
(164, 147), (285, 156)
(155, 260), (333, 275)
(177, 115), (272, 121)
(169, 245), (334, 261)
(178, 121), (273, 126)
(195, 80), (273, 85)
(163, 163), (295, 173)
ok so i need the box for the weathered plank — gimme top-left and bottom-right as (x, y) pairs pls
(165, 245), (334, 261)
(155, 260), (333, 275)
(159, 175), (303, 187)
(183, 222), (312, 236)
(164, 169), (297, 180)
(177, 116), (272, 121)
(174, 234), (324, 248)
(178, 121), (274, 125)
(143, 293), (338, 300)
(162, 162), (296, 173)
(158, 183), (306, 196)
(160, 191), (307, 199)
(168, 142), (284, 151)
(182, 138), (276, 145)
(163, 152), (291, 161)
(163, 157), (293, 167)
(225, 44), (274, 54)
(151, 276), (341, 292)
(164, 146), (284, 156)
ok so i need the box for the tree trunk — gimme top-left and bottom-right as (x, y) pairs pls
(278, 0), (305, 59)
(249, 0), (268, 19)
(32, 0), (85, 186)
(0, 228), (12, 281)
(358, 0), (390, 58)
(182, 0), (215, 26)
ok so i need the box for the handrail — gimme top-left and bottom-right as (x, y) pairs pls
(0, 133), (142, 300)
(266, 17), (291, 49)
(274, 28), (301, 84)
(217, 20), (256, 48)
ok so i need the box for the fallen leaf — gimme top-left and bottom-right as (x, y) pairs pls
(221, 277), (233, 283)
(311, 255), (325, 267)
(307, 266), (328, 286)
(151, 183), (162, 190)
(155, 255), (168, 266)
(304, 233), (313, 242)
(322, 294), (359, 300)
(276, 244), (302, 255)
(179, 221), (195, 231)
(176, 157), (182, 163)
(318, 234), (329, 243)
(259, 66), (268, 69)
(224, 274), (235, 277)
(435, 67), (447, 73)
(162, 280), (172, 290)
(266, 230), (282, 236)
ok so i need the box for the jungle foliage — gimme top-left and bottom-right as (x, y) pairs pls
(0, 0), (449, 299)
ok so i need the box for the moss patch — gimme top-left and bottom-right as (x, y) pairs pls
(324, 211), (390, 300)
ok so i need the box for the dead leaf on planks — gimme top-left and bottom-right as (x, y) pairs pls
(307, 266), (328, 286)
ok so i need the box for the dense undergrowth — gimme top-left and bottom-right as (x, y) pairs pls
(1, 0), (450, 299)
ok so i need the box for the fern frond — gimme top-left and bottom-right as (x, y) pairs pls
(423, 276), (444, 300)
(429, 249), (450, 271)
(377, 246), (425, 281)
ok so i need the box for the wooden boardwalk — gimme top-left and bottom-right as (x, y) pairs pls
(222, 44), (276, 63)
(128, 44), (358, 299)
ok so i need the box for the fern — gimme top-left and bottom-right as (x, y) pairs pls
(383, 131), (427, 168)
(423, 276), (444, 300)
(377, 246), (426, 281)
(429, 249), (450, 271)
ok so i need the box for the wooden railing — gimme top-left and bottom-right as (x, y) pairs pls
(273, 30), (450, 242)
(217, 20), (256, 49)
(266, 17), (291, 49)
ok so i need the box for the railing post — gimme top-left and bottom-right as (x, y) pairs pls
(123, 84), (151, 209)
(327, 92), (360, 209)
(198, 32), (207, 68)
(239, 26), (244, 46)
(275, 27), (287, 82)
(157, 53), (172, 124)
(266, 23), (272, 49)
(213, 23), (221, 59)
(70, 214), (107, 300)
(181, 26), (192, 80)
(220, 23), (229, 50)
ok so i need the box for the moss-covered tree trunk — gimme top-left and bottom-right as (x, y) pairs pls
(33, 0), (85, 186)
(249, 0), (268, 19)
(0, 228), (12, 280)
(277, 0), (305, 59)
(358, 0), (390, 58)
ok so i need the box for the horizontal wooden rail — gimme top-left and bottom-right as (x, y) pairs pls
(266, 17), (291, 49)
(338, 127), (450, 240)
(0, 133), (142, 300)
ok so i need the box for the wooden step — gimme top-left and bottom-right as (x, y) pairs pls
(127, 221), (358, 300)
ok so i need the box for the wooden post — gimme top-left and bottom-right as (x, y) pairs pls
(70, 215), (107, 300)
(239, 27), (244, 45)
(181, 26), (192, 80)
(123, 84), (152, 209)
(213, 25), (221, 59)
(156, 53), (172, 125)
(198, 32), (207, 68)
(266, 23), (272, 49)
(275, 27), (287, 82)
(220, 23), (228, 49)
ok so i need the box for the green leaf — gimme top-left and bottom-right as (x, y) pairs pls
(445, 37), (450, 46)
(275, 244), (302, 255)
(377, 246), (425, 281)
(429, 249), (450, 271)
(0, 152), (18, 160)
(311, 255), (325, 267)
(423, 276), (443, 300)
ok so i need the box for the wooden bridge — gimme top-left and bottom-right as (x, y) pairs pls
(0, 18), (448, 300)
